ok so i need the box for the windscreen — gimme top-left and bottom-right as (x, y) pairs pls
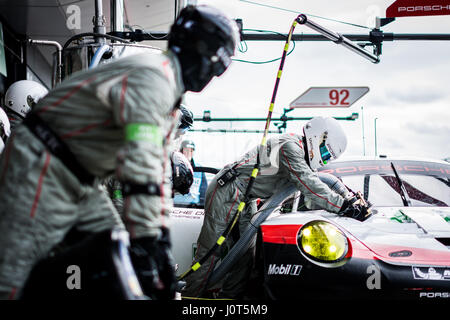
(320, 160), (450, 207)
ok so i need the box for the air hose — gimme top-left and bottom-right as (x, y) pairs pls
(89, 44), (111, 69)
(177, 14), (303, 283)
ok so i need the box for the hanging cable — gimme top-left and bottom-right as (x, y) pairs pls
(239, 0), (371, 30)
(233, 28), (296, 64)
(128, 24), (169, 40)
(177, 14), (301, 284)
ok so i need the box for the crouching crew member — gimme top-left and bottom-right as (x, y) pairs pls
(183, 116), (370, 299)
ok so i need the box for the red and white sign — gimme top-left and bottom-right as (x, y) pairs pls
(386, 0), (450, 18)
(289, 87), (369, 109)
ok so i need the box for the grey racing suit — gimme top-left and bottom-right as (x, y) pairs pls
(0, 50), (184, 299)
(182, 133), (345, 298)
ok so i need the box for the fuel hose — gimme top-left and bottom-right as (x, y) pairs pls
(177, 14), (303, 282)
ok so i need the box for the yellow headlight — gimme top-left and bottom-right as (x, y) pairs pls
(298, 221), (348, 262)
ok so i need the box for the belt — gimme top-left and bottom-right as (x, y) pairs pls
(23, 112), (96, 185)
(216, 165), (240, 187)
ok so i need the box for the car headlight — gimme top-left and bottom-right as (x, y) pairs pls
(297, 220), (348, 263)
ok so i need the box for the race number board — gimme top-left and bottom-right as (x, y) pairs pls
(289, 87), (369, 108)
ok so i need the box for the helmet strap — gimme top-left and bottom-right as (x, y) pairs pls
(174, 50), (209, 92)
(0, 123), (7, 143)
(5, 106), (25, 120)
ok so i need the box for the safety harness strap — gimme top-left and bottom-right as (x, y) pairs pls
(23, 112), (96, 185)
(122, 181), (161, 197)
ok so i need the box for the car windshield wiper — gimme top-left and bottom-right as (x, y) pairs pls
(390, 162), (412, 206)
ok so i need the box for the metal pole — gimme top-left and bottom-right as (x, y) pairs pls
(28, 39), (62, 87)
(110, 0), (124, 33)
(189, 128), (280, 134)
(113, 32), (450, 42)
(296, 14), (380, 64)
(361, 106), (366, 156)
(374, 117), (378, 157)
(194, 113), (359, 122)
(242, 33), (450, 41)
(93, 0), (107, 43)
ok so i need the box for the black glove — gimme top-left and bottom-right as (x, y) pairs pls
(153, 228), (178, 299)
(339, 197), (372, 221)
(129, 228), (177, 300)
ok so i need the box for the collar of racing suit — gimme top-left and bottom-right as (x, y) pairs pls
(302, 135), (311, 168)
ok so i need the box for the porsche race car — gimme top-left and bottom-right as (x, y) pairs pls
(171, 157), (450, 300)
(260, 157), (450, 300)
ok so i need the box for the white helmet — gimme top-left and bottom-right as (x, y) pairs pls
(303, 116), (347, 170)
(0, 108), (11, 153)
(4, 80), (48, 118)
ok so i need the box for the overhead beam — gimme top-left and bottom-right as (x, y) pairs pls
(241, 32), (450, 41)
(194, 113), (359, 122)
(107, 30), (450, 42)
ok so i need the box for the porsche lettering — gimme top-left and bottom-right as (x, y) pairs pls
(398, 5), (450, 13)
(419, 292), (450, 298)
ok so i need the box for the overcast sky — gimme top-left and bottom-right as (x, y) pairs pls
(181, 0), (450, 169)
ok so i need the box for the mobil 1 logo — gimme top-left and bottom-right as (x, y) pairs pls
(267, 264), (302, 276)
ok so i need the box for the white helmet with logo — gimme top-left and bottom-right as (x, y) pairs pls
(0, 107), (11, 153)
(4, 80), (48, 118)
(303, 116), (347, 170)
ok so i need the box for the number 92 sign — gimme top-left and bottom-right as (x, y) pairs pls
(289, 87), (369, 108)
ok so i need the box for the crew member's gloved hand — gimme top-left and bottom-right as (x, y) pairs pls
(153, 227), (177, 299)
(129, 228), (177, 300)
(339, 196), (372, 221)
